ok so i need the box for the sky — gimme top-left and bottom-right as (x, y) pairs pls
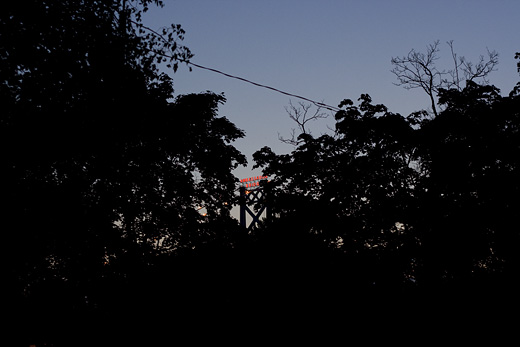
(143, 0), (519, 181)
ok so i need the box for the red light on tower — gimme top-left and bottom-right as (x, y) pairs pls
(239, 175), (271, 230)
(239, 175), (269, 188)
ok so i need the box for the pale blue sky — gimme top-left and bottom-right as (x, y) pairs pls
(143, 0), (519, 180)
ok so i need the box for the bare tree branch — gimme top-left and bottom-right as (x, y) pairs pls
(444, 41), (499, 90)
(462, 48), (499, 83)
(445, 40), (463, 90)
(391, 40), (443, 116)
(279, 100), (329, 146)
(391, 40), (499, 117)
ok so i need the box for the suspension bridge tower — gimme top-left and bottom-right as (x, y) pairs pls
(239, 176), (271, 230)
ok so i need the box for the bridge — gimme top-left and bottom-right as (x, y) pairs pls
(239, 176), (271, 230)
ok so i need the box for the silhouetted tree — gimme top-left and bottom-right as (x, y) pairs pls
(415, 81), (520, 288)
(1, 0), (246, 336)
(254, 94), (421, 291)
(254, 61), (520, 296)
(278, 100), (329, 146)
(511, 51), (520, 96)
(391, 40), (498, 116)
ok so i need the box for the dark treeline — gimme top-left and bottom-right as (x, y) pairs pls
(2, 1), (520, 345)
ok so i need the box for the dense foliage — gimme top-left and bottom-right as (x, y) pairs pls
(3, 0), (520, 344)
(2, 2), (246, 341)
(254, 82), (520, 291)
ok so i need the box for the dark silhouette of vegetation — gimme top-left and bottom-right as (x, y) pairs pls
(254, 79), (520, 305)
(391, 40), (498, 116)
(3, 1), (520, 345)
(2, 1), (246, 344)
(278, 100), (329, 146)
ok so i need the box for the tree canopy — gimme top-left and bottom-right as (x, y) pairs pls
(2, 2), (246, 341)
(254, 81), (520, 293)
(3, 1), (520, 344)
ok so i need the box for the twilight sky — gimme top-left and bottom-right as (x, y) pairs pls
(143, 0), (519, 180)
